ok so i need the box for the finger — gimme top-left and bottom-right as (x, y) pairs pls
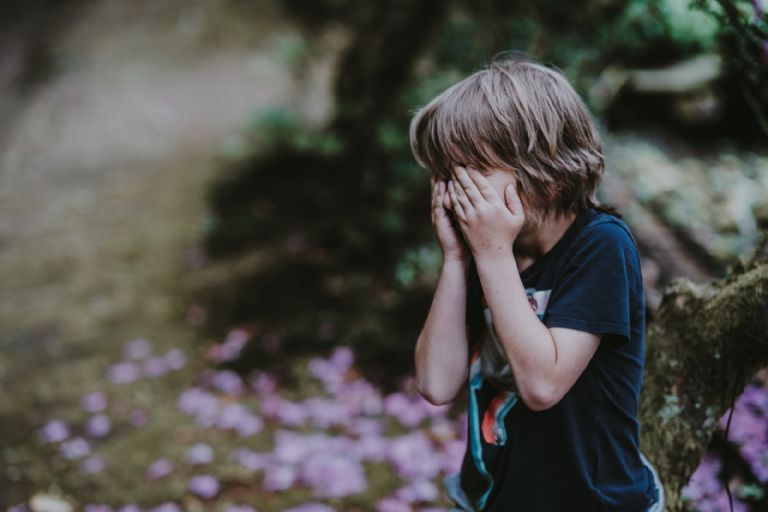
(466, 167), (497, 202)
(442, 182), (452, 210)
(448, 180), (467, 220)
(450, 178), (473, 213)
(504, 179), (525, 216)
(451, 166), (485, 206)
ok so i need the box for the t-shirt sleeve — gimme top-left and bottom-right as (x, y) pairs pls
(543, 221), (640, 348)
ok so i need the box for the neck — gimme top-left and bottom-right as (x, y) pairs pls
(514, 211), (578, 260)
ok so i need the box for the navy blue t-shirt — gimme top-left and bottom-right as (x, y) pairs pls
(453, 207), (657, 512)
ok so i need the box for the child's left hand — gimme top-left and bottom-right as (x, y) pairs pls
(447, 165), (525, 262)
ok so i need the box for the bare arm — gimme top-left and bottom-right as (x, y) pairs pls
(415, 259), (471, 405)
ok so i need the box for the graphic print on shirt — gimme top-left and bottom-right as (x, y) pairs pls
(465, 287), (552, 510)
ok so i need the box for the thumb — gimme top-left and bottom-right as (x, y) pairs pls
(505, 182), (524, 216)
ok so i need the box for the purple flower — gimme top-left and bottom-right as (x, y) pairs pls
(145, 457), (174, 480)
(60, 436), (91, 460)
(211, 370), (244, 395)
(80, 455), (106, 475)
(209, 329), (250, 363)
(116, 506), (142, 512)
(147, 503), (180, 512)
(7, 504), (29, 512)
(351, 434), (389, 463)
(265, 397), (308, 426)
(375, 497), (411, 512)
(300, 452), (367, 498)
(216, 403), (263, 437)
(142, 356), (171, 378)
(129, 408), (148, 427)
(439, 439), (466, 474)
(262, 464), (297, 491)
(84, 505), (113, 512)
(230, 447), (270, 472)
(85, 414), (111, 438)
(38, 419), (70, 443)
(185, 443), (214, 465)
(188, 474), (220, 498)
(177, 387), (218, 427)
(282, 504), (336, 512)
(383, 392), (427, 428)
(394, 479), (439, 503)
(164, 349), (186, 370)
(123, 338), (152, 360)
(387, 431), (442, 479)
(345, 417), (384, 437)
(80, 392), (108, 413)
(108, 361), (141, 383)
(300, 397), (352, 428)
(249, 372), (278, 395)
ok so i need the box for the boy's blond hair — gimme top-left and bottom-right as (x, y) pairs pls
(409, 57), (606, 223)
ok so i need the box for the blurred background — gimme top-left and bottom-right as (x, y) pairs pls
(0, 0), (766, 510)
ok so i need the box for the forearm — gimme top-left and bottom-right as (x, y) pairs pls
(415, 260), (470, 405)
(474, 253), (557, 409)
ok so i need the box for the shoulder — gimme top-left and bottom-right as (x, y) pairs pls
(573, 212), (639, 257)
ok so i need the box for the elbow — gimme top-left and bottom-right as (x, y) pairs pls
(520, 382), (560, 412)
(417, 383), (453, 406)
(417, 376), (464, 406)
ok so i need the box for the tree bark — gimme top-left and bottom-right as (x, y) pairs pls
(640, 256), (768, 511)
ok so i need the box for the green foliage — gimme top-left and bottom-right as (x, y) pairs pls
(246, 107), (343, 155)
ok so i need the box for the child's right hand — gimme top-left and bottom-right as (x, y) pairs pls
(431, 175), (471, 266)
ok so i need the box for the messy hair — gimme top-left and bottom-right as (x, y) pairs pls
(409, 56), (607, 222)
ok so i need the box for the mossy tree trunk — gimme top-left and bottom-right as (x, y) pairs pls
(640, 256), (768, 511)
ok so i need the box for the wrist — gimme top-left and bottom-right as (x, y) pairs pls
(441, 257), (470, 273)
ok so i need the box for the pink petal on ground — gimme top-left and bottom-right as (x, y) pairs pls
(123, 338), (152, 360)
(108, 361), (141, 383)
(60, 436), (91, 460)
(85, 414), (111, 438)
(38, 419), (70, 443)
(80, 392), (108, 413)
(188, 474), (220, 498)
(117, 506), (142, 512)
(185, 443), (214, 465)
(145, 457), (174, 480)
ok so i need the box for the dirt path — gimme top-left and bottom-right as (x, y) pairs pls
(0, 0), (340, 501)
